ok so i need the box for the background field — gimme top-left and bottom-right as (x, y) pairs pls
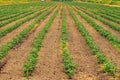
(0, 0), (120, 5)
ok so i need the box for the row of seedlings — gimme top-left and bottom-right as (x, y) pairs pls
(0, 6), (55, 38)
(68, 6), (116, 75)
(76, 7), (120, 32)
(74, 7), (120, 51)
(83, 7), (120, 24)
(0, 2), (49, 18)
(0, 6), (55, 60)
(0, 6), (48, 28)
(0, 6), (43, 22)
(22, 6), (59, 77)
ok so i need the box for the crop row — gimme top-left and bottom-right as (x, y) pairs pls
(80, 6), (120, 22)
(77, 7), (120, 33)
(61, 8), (76, 78)
(0, 6), (55, 60)
(96, 8), (120, 20)
(0, 6), (47, 28)
(0, 2), (54, 18)
(0, 6), (53, 38)
(22, 7), (59, 77)
(75, 7), (120, 51)
(0, 6), (45, 22)
(68, 2), (120, 19)
(101, 8), (120, 17)
(85, 8), (120, 24)
(69, 6), (116, 75)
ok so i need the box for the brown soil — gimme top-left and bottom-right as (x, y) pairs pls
(74, 9), (120, 74)
(29, 8), (67, 80)
(80, 9), (120, 40)
(0, 8), (56, 80)
(65, 7), (112, 80)
(0, 8), (48, 47)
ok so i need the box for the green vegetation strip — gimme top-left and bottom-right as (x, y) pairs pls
(101, 8), (120, 18)
(76, 7), (120, 33)
(61, 9), (76, 78)
(83, 7), (120, 24)
(0, 7), (54, 60)
(0, 6), (42, 22)
(68, 7), (116, 75)
(0, 11), (26, 21)
(74, 7), (120, 51)
(0, 7), (46, 28)
(0, 2), (52, 18)
(22, 7), (59, 77)
(99, 10), (120, 20)
(96, 12), (120, 24)
(0, 6), (52, 38)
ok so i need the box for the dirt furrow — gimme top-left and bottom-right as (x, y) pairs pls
(79, 9), (120, 40)
(30, 9), (67, 80)
(0, 8), (56, 80)
(0, 10), (47, 47)
(65, 7), (112, 80)
(74, 10), (120, 72)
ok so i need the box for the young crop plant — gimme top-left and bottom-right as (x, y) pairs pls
(22, 7), (59, 77)
(92, 10), (120, 24)
(0, 2), (53, 18)
(61, 9), (76, 78)
(74, 7), (120, 52)
(0, 6), (53, 38)
(76, 7), (120, 33)
(0, 8), (42, 28)
(0, 6), (45, 22)
(0, 7), (55, 60)
(0, 6), (40, 23)
(68, 6), (116, 75)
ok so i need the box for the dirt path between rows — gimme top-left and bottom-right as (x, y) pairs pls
(74, 9), (120, 74)
(0, 9), (48, 47)
(79, 8), (120, 40)
(65, 7), (112, 80)
(0, 8), (56, 80)
(30, 8), (67, 80)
